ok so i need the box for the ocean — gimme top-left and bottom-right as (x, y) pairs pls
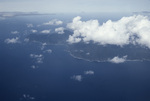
(0, 13), (150, 101)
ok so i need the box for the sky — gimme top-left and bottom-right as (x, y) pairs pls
(0, 0), (150, 13)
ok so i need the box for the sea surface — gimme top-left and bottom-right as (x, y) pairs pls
(0, 13), (150, 101)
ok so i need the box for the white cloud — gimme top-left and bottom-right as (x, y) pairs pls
(30, 54), (44, 64)
(24, 38), (29, 42)
(108, 55), (127, 63)
(84, 70), (94, 75)
(23, 94), (35, 100)
(30, 54), (43, 58)
(67, 15), (150, 48)
(55, 27), (65, 34)
(80, 50), (84, 52)
(44, 49), (52, 53)
(36, 58), (43, 63)
(43, 19), (63, 26)
(5, 37), (20, 44)
(86, 52), (90, 55)
(27, 24), (33, 27)
(40, 29), (51, 34)
(71, 75), (82, 82)
(68, 36), (81, 44)
(11, 31), (19, 34)
(41, 43), (47, 50)
(42, 43), (47, 46)
(31, 29), (37, 33)
(31, 65), (37, 69)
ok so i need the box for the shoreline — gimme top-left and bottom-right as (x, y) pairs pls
(67, 50), (150, 63)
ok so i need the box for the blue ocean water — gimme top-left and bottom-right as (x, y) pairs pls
(1, 13), (150, 101)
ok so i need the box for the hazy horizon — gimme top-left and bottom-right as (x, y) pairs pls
(0, 0), (150, 13)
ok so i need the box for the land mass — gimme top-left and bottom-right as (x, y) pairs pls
(27, 30), (150, 61)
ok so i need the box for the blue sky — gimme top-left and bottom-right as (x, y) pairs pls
(0, 0), (150, 13)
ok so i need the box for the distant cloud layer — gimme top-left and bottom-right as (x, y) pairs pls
(67, 15), (150, 48)
(43, 19), (63, 26)
(108, 55), (127, 63)
(5, 37), (20, 44)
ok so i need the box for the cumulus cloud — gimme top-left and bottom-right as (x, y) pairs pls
(27, 24), (33, 27)
(68, 36), (81, 44)
(108, 55), (127, 63)
(84, 70), (94, 75)
(11, 31), (19, 34)
(41, 43), (47, 50)
(30, 54), (44, 63)
(55, 27), (65, 34)
(44, 49), (52, 53)
(67, 15), (150, 48)
(31, 29), (37, 33)
(24, 38), (29, 42)
(31, 65), (38, 69)
(43, 19), (63, 26)
(23, 94), (35, 100)
(36, 58), (43, 63)
(86, 52), (90, 55)
(42, 43), (47, 46)
(71, 75), (82, 82)
(5, 37), (20, 44)
(40, 30), (51, 34)
(30, 54), (43, 58)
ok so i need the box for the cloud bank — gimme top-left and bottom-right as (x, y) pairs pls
(67, 15), (150, 48)
(43, 19), (63, 26)
(5, 37), (20, 44)
(108, 55), (127, 63)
